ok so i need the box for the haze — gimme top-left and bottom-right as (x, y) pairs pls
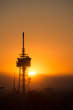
(0, 0), (73, 75)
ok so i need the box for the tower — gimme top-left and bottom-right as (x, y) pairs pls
(16, 32), (31, 95)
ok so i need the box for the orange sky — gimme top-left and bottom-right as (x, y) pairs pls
(0, 0), (73, 75)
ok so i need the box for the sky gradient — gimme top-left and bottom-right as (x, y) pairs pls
(0, 0), (73, 75)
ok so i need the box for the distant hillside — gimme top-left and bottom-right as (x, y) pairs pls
(0, 72), (73, 92)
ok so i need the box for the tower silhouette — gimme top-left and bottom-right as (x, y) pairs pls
(16, 32), (31, 95)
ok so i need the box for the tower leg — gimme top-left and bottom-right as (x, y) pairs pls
(18, 68), (21, 93)
(22, 67), (26, 95)
(28, 77), (31, 92)
(13, 72), (16, 93)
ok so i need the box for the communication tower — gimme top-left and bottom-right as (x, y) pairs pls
(16, 32), (31, 95)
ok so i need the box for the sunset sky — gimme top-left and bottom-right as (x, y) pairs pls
(0, 0), (73, 75)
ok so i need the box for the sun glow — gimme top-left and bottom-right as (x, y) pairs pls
(28, 71), (37, 77)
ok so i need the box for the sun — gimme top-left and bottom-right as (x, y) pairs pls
(28, 71), (37, 77)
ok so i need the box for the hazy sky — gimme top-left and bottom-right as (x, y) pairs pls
(0, 0), (73, 74)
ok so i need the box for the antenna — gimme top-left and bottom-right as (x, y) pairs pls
(22, 32), (24, 56)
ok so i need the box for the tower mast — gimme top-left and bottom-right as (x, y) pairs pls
(16, 32), (31, 95)
(22, 32), (25, 56)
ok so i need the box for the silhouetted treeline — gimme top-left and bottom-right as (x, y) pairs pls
(0, 90), (73, 110)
